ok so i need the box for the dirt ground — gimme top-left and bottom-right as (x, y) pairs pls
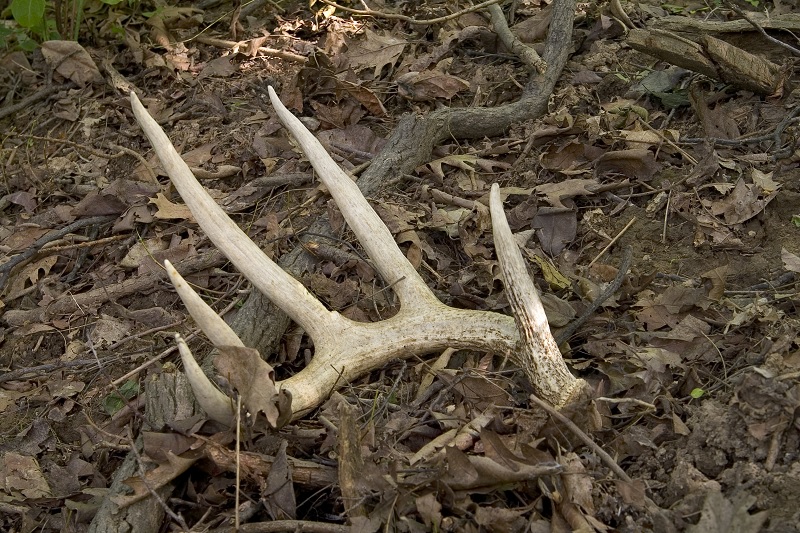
(1, 0), (800, 531)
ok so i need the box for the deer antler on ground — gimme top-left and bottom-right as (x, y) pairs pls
(130, 88), (586, 425)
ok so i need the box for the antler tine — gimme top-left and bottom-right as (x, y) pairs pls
(130, 92), (331, 341)
(266, 87), (439, 310)
(165, 261), (241, 424)
(165, 260), (244, 348)
(174, 334), (236, 425)
(489, 184), (584, 408)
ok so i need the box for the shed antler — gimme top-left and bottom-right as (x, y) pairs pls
(130, 89), (586, 424)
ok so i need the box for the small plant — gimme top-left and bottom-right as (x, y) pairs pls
(5, 0), (56, 49)
(103, 380), (140, 415)
(3, 0), (135, 49)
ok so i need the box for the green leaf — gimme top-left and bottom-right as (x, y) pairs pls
(791, 215), (800, 227)
(103, 380), (140, 415)
(10, 0), (46, 29)
(690, 388), (705, 399)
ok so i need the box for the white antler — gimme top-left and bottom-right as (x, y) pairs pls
(130, 89), (585, 424)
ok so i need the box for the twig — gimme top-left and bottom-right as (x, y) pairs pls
(588, 217), (636, 268)
(661, 190), (671, 244)
(0, 85), (67, 121)
(37, 233), (128, 254)
(528, 393), (632, 483)
(556, 246), (633, 344)
(319, 0), (502, 25)
(209, 521), (351, 533)
(126, 427), (191, 530)
(235, 394), (242, 531)
(0, 359), (100, 384)
(193, 36), (307, 63)
(681, 104), (800, 159)
(724, 0), (800, 56)
(635, 116), (697, 164)
(108, 330), (199, 388)
(0, 215), (116, 290)
(3, 250), (226, 326)
(107, 320), (185, 351)
(488, 3), (547, 73)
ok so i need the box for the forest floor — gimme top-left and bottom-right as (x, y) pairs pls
(1, 0), (799, 531)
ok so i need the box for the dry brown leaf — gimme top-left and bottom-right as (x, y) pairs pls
(415, 492), (442, 530)
(119, 237), (168, 268)
(711, 178), (779, 225)
(41, 41), (103, 87)
(197, 55), (238, 79)
(535, 179), (600, 209)
(113, 450), (201, 508)
(781, 248), (800, 273)
(701, 264), (729, 301)
(6, 191), (37, 213)
(0, 452), (52, 499)
(397, 70), (470, 101)
(150, 193), (195, 221)
(686, 491), (768, 533)
(533, 207), (577, 255)
(338, 81), (387, 116)
(89, 314), (133, 348)
(5, 255), (57, 301)
(347, 29), (406, 78)
(263, 440), (296, 520)
(214, 345), (290, 428)
(453, 376), (512, 410)
(480, 428), (523, 472)
(595, 149), (659, 181)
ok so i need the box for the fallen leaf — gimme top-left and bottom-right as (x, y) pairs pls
(214, 345), (291, 428)
(686, 491), (768, 533)
(114, 450), (201, 508)
(6, 191), (37, 213)
(41, 41), (103, 86)
(262, 440), (296, 520)
(594, 149), (660, 181)
(711, 178), (778, 225)
(0, 452), (52, 499)
(415, 492), (442, 530)
(150, 193), (195, 221)
(532, 207), (577, 255)
(347, 29), (406, 78)
(397, 70), (470, 101)
(119, 237), (168, 269)
(535, 179), (600, 208)
(781, 248), (800, 273)
(198, 55), (238, 79)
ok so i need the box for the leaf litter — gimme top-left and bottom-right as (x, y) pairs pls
(1, 0), (799, 531)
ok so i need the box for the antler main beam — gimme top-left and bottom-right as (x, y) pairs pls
(130, 89), (585, 424)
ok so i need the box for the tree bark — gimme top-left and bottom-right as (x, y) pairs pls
(88, 373), (199, 532)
